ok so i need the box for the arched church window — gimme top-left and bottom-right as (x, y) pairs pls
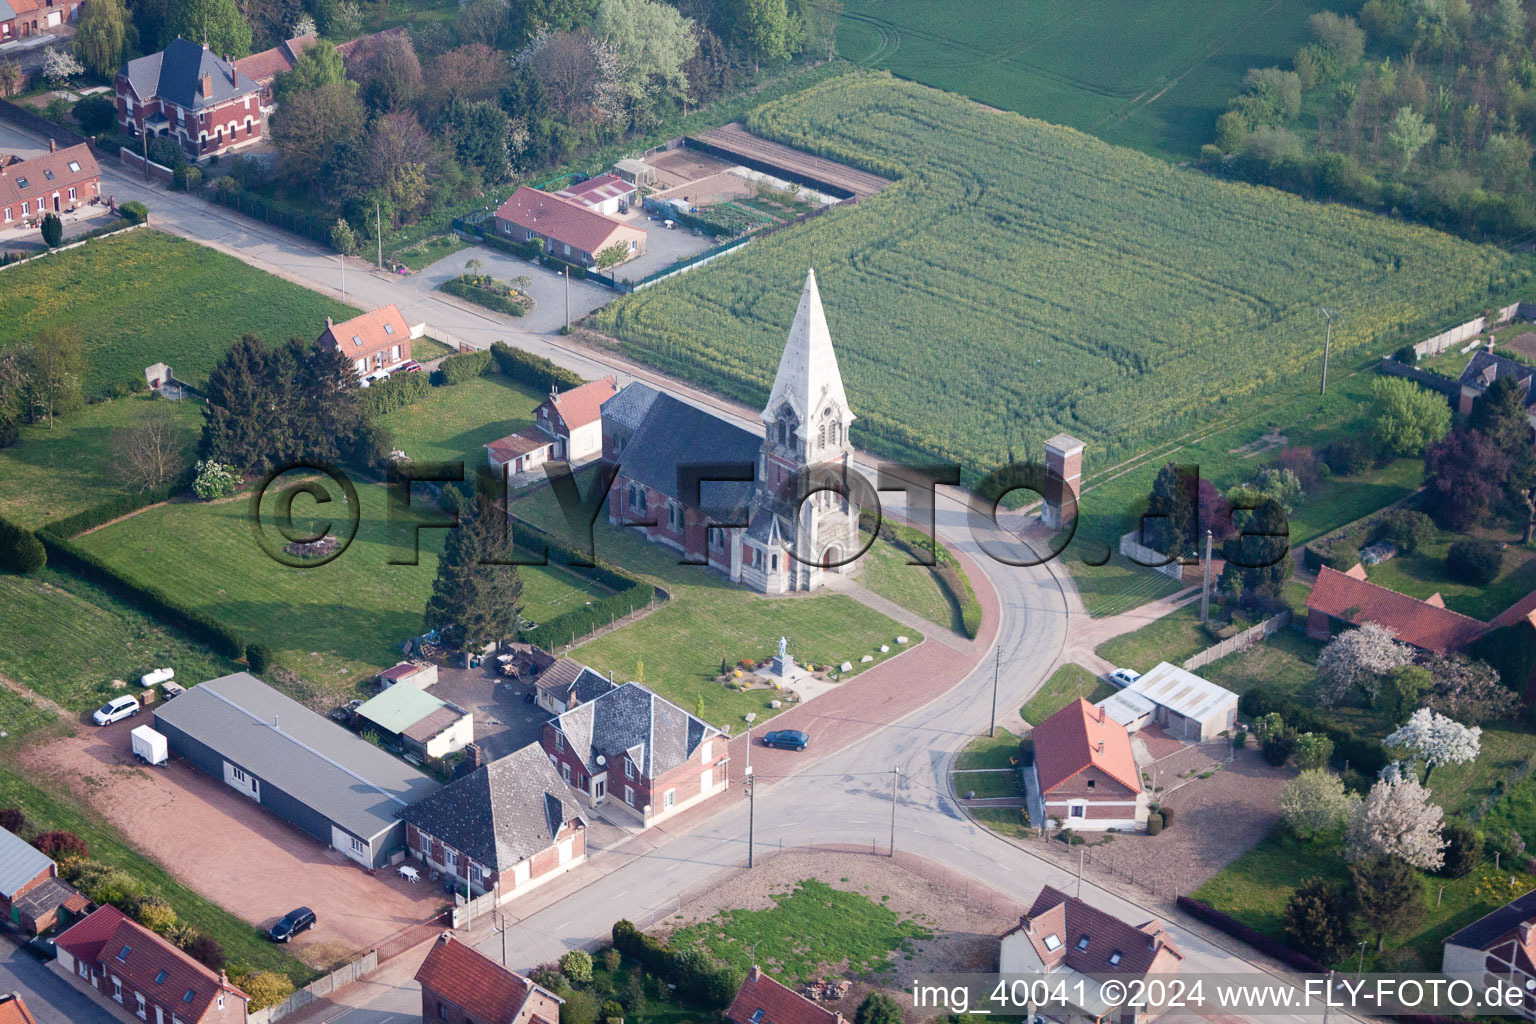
(818, 423), (826, 448)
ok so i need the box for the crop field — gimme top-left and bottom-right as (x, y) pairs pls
(593, 74), (1526, 480)
(71, 480), (616, 696)
(0, 230), (355, 397)
(837, 0), (1338, 160)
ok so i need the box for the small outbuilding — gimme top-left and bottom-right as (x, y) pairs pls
(355, 684), (474, 760)
(614, 158), (655, 187)
(378, 661), (437, 690)
(1098, 662), (1238, 742)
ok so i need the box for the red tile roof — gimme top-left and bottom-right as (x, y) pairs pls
(1004, 886), (1183, 978)
(0, 994), (39, 1024)
(728, 967), (841, 1024)
(318, 304), (411, 362)
(58, 907), (246, 1023)
(487, 426), (555, 460)
(1306, 566), (1488, 653)
(415, 933), (549, 1024)
(494, 186), (643, 257)
(0, 143), (100, 210)
(233, 34), (316, 86)
(547, 377), (618, 433)
(1031, 698), (1140, 796)
(1489, 588), (1536, 631)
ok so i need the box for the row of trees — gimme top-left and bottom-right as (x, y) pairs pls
(0, 328), (88, 445)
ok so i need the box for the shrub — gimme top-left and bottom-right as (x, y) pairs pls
(1323, 436), (1374, 475)
(74, 94), (116, 133)
(1158, 806), (1174, 826)
(172, 164), (202, 192)
(0, 518), (46, 574)
(40, 213), (62, 249)
(246, 643), (273, 675)
(602, 948), (621, 972)
(1146, 813), (1163, 836)
(562, 989), (600, 1024)
(72, 861), (144, 907)
(1177, 896), (1326, 972)
(193, 459), (237, 500)
(361, 370), (431, 416)
(1447, 538), (1502, 585)
(434, 349), (494, 386)
(131, 894), (177, 933)
(119, 201), (148, 224)
(1439, 819), (1484, 877)
(560, 949), (594, 985)
(186, 933), (226, 971)
(242, 972), (295, 1012)
(601, 1000), (625, 1023)
(1294, 732), (1334, 770)
(0, 808), (26, 834)
(855, 992), (904, 1024)
(33, 830), (88, 860)
(489, 341), (586, 393)
(1262, 727), (1298, 766)
(1376, 509), (1434, 553)
(1393, 345), (1417, 364)
(442, 275), (528, 316)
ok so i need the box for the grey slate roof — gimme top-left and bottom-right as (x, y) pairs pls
(10, 876), (85, 919)
(0, 3), (19, 22)
(153, 673), (439, 841)
(600, 382), (660, 433)
(606, 385), (761, 520)
(1458, 350), (1536, 406)
(121, 38), (261, 110)
(534, 658), (615, 706)
(397, 744), (581, 870)
(0, 826), (52, 898)
(551, 682), (719, 779)
(1447, 888), (1536, 949)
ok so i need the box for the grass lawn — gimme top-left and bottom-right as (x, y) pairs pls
(1358, 523), (1536, 621)
(1094, 602), (1214, 675)
(1483, 772), (1536, 844)
(855, 530), (964, 633)
(507, 480), (914, 731)
(968, 806), (1033, 839)
(1198, 629), (1321, 700)
(668, 878), (932, 986)
(394, 234), (472, 271)
(0, 761), (316, 984)
(0, 393), (203, 529)
(72, 479), (616, 698)
(0, 569), (238, 713)
(1022, 664), (1115, 725)
(1066, 559), (1185, 619)
(378, 372), (545, 466)
(0, 230), (356, 397)
(954, 729), (1020, 771)
(411, 337), (456, 361)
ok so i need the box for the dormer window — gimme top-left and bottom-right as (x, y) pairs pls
(15, 177), (27, 189)
(1108, 951), (1123, 966)
(1076, 935), (1091, 950)
(352, 335), (363, 346)
(43, 169), (53, 180)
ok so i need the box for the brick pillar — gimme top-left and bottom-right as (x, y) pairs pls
(1041, 434), (1084, 529)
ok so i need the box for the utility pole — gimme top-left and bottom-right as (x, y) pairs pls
(140, 130), (149, 183)
(744, 767), (755, 868)
(338, 253), (345, 303)
(493, 909), (508, 965)
(1077, 846), (1084, 898)
(889, 766), (899, 857)
(1200, 529), (1213, 623)
(1318, 308), (1341, 396)
(1356, 941), (1367, 979)
(376, 202), (383, 270)
(988, 644), (1000, 738)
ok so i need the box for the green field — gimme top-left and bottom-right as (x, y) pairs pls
(668, 879), (932, 986)
(0, 393), (204, 529)
(0, 230), (355, 396)
(508, 481), (914, 730)
(0, 570), (237, 713)
(71, 481), (616, 696)
(593, 73), (1524, 483)
(378, 372), (546, 466)
(837, 0), (1339, 161)
(1095, 602), (1212, 675)
(1021, 664), (1115, 725)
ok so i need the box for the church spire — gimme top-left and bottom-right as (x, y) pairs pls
(761, 268), (853, 435)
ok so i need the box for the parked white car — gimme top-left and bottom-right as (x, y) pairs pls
(360, 369), (391, 388)
(1108, 668), (1141, 688)
(92, 695), (141, 726)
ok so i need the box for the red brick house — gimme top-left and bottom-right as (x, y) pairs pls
(116, 38), (264, 161)
(0, 993), (39, 1024)
(535, 377), (617, 463)
(1305, 564), (1489, 654)
(415, 931), (564, 1024)
(493, 185), (646, 267)
(1029, 698), (1146, 831)
(728, 966), (842, 1024)
(317, 304), (412, 380)
(0, 141), (101, 229)
(1000, 886), (1183, 1024)
(543, 681), (728, 827)
(0, 0), (85, 42)
(232, 33), (316, 114)
(399, 743), (587, 904)
(54, 905), (249, 1024)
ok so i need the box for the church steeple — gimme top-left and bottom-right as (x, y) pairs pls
(761, 268), (854, 456)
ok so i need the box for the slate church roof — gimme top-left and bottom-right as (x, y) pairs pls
(608, 387), (760, 520)
(398, 744), (582, 871)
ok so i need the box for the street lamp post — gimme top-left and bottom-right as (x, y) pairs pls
(1356, 940), (1368, 978)
(492, 909), (509, 966)
(889, 766), (899, 857)
(988, 644), (1000, 738)
(744, 766), (755, 868)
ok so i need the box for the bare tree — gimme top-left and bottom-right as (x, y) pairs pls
(111, 404), (188, 492)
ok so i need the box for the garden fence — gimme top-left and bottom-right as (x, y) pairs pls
(208, 187), (335, 247)
(247, 950), (379, 1024)
(1181, 611), (1290, 671)
(0, 221), (145, 273)
(118, 148), (174, 185)
(1117, 531), (1184, 580)
(1411, 300), (1536, 359)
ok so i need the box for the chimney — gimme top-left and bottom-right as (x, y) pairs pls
(272, 714), (279, 729)
(1488, 337), (1497, 354)
(326, 316), (333, 329)
(1097, 705), (1106, 724)
(219, 969), (228, 986)
(1520, 921), (1536, 944)
(48, 138), (56, 153)
(199, 74), (212, 98)
(833, 1015), (844, 1024)
(749, 965), (762, 981)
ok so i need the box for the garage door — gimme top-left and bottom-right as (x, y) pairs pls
(45, 11), (61, 26)
(332, 826), (371, 866)
(222, 761), (259, 800)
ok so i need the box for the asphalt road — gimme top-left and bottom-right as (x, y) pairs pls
(0, 943), (116, 1023)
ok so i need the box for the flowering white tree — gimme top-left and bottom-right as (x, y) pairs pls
(1385, 707), (1481, 783)
(1315, 622), (1414, 706)
(1279, 769), (1361, 839)
(291, 13), (317, 37)
(41, 46), (83, 86)
(1345, 774), (1446, 870)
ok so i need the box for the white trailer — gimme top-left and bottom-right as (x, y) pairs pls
(131, 725), (168, 766)
(141, 667), (174, 688)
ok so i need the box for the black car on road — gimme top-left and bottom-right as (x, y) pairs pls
(761, 729), (809, 751)
(268, 907), (315, 943)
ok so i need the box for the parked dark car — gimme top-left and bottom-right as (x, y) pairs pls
(761, 729), (809, 751)
(268, 907), (315, 943)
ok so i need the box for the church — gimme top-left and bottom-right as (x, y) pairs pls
(601, 269), (860, 593)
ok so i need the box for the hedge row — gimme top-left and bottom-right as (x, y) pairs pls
(541, 254), (587, 280)
(361, 371), (431, 417)
(489, 342), (585, 394)
(434, 349), (494, 386)
(0, 512), (45, 573)
(37, 533), (246, 658)
(478, 233), (542, 260)
(1239, 685), (1390, 776)
(1175, 896), (1327, 974)
(441, 277), (527, 317)
(610, 919), (739, 1008)
(45, 473), (192, 540)
(504, 516), (661, 650)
